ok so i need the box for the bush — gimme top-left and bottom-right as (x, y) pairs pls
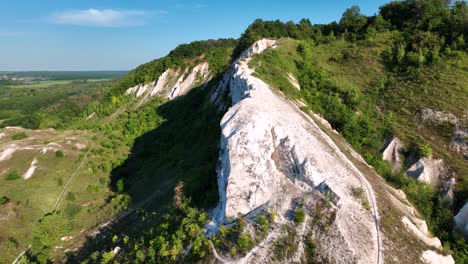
(11, 132), (27, 140)
(257, 215), (269, 232)
(64, 203), (81, 217)
(66, 192), (76, 201)
(55, 150), (64, 158)
(5, 171), (20, 180)
(0, 196), (9, 205)
(294, 209), (306, 223)
(237, 234), (252, 250)
(419, 144), (432, 157)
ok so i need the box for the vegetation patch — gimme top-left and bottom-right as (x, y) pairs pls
(5, 170), (20, 180)
(11, 132), (27, 140)
(269, 225), (298, 261)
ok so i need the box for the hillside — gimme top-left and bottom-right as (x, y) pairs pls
(2, 1), (467, 263)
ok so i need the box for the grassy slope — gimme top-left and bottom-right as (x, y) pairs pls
(0, 128), (128, 263)
(251, 34), (467, 193)
(249, 34), (467, 260)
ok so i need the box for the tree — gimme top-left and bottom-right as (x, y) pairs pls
(340, 6), (368, 34)
(55, 150), (64, 158)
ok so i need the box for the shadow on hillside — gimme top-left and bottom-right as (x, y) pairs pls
(65, 84), (223, 262)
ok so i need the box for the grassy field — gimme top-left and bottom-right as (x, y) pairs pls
(6, 79), (113, 88)
(0, 127), (129, 263)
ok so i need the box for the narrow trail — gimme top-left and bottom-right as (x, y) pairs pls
(237, 226), (281, 264)
(53, 143), (94, 212)
(298, 105), (383, 264)
(11, 245), (31, 264)
(209, 241), (230, 264)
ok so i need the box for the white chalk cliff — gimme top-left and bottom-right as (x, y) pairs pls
(382, 135), (404, 172)
(125, 61), (211, 105)
(211, 39), (380, 263)
(208, 39), (454, 263)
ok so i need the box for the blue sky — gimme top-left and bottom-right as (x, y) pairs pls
(0, 0), (390, 71)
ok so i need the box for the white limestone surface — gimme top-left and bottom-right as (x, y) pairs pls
(212, 39), (381, 264)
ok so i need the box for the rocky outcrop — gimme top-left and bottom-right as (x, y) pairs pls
(211, 39), (381, 263)
(421, 108), (467, 158)
(207, 39), (456, 264)
(450, 125), (468, 158)
(406, 157), (455, 200)
(167, 62), (209, 100)
(407, 158), (444, 184)
(382, 135), (404, 172)
(454, 202), (468, 236)
(287, 73), (300, 90)
(402, 216), (442, 248)
(125, 62), (211, 105)
(421, 250), (455, 264)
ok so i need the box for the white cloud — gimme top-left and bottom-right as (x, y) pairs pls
(51, 9), (150, 27)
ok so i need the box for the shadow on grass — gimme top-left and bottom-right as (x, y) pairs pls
(64, 83), (223, 262)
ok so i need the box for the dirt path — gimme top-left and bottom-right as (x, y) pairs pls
(209, 241), (231, 264)
(237, 225), (282, 264)
(11, 245), (31, 264)
(52, 143), (93, 212)
(290, 99), (383, 264)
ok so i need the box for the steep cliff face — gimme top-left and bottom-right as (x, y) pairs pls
(125, 61), (211, 105)
(209, 39), (454, 264)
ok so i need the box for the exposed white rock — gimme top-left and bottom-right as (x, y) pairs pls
(125, 62), (210, 104)
(406, 158), (445, 185)
(421, 250), (454, 264)
(0, 132), (5, 139)
(421, 109), (459, 125)
(212, 39), (381, 264)
(239, 38), (277, 59)
(113, 246), (121, 255)
(149, 68), (174, 96)
(402, 216), (442, 248)
(382, 135), (404, 172)
(287, 73), (300, 90)
(74, 143), (87, 150)
(312, 113), (333, 130)
(86, 112), (96, 120)
(0, 145), (18, 162)
(23, 158), (38, 179)
(167, 62), (210, 100)
(454, 202), (468, 236)
(450, 124), (468, 158)
(60, 236), (73, 241)
(421, 108), (467, 158)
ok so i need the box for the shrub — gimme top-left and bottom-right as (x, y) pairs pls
(257, 215), (269, 232)
(66, 192), (76, 201)
(351, 187), (364, 199)
(0, 196), (9, 205)
(5, 171), (20, 180)
(64, 203), (81, 217)
(419, 144), (432, 157)
(294, 209), (306, 223)
(55, 150), (64, 158)
(237, 234), (252, 250)
(11, 132), (27, 140)
(116, 178), (125, 193)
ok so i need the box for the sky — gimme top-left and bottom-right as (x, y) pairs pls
(0, 0), (390, 71)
